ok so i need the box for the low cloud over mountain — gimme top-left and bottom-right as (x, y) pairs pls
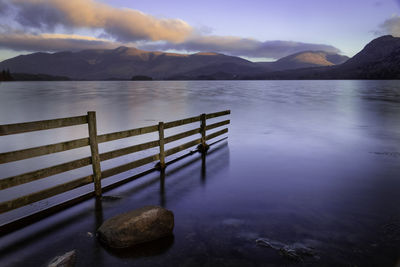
(140, 36), (340, 60)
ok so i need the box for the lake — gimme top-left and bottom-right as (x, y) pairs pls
(0, 80), (400, 266)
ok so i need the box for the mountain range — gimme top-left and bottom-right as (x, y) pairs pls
(247, 35), (400, 80)
(0, 35), (399, 80)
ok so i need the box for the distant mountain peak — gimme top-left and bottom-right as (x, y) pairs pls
(112, 46), (140, 53)
(270, 50), (349, 70)
(113, 46), (127, 52)
(342, 35), (400, 68)
(251, 35), (400, 80)
(373, 35), (394, 40)
(365, 35), (397, 48)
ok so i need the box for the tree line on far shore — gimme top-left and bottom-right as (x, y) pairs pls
(0, 69), (13, 81)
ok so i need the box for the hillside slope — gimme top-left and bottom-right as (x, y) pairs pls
(0, 46), (349, 80)
(0, 47), (255, 80)
(247, 35), (400, 80)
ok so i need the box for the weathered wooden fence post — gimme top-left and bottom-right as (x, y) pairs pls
(199, 113), (209, 152)
(0, 110), (231, 233)
(158, 122), (166, 169)
(87, 111), (102, 197)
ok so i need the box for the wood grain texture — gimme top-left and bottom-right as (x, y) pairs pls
(0, 115), (87, 136)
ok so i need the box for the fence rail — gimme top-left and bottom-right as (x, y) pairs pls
(0, 137), (90, 164)
(0, 115), (88, 136)
(0, 110), (230, 230)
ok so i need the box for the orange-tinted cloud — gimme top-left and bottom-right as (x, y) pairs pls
(11, 0), (193, 43)
(0, 31), (121, 51)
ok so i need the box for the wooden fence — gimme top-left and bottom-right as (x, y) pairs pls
(0, 110), (230, 232)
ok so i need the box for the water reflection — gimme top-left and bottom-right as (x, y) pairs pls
(94, 198), (104, 230)
(1, 80), (400, 266)
(0, 140), (230, 266)
(158, 141), (229, 207)
(102, 235), (174, 259)
(201, 152), (206, 184)
(93, 198), (104, 266)
(159, 169), (166, 207)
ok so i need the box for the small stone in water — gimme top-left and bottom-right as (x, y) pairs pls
(256, 238), (316, 262)
(47, 250), (76, 267)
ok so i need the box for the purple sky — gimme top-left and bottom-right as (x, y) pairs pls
(0, 0), (399, 61)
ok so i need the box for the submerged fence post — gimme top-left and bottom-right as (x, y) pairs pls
(87, 111), (102, 197)
(158, 122), (166, 170)
(199, 113), (209, 152)
(0, 110), (231, 234)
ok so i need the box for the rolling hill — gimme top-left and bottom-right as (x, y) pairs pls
(2, 36), (397, 80)
(246, 35), (400, 80)
(0, 46), (348, 80)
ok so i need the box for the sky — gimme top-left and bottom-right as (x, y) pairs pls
(0, 0), (399, 62)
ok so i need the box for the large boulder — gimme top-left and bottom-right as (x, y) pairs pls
(98, 206), (174, 248)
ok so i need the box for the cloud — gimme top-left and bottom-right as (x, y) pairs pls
(11, 0), (193, 43)
(0, 0), (9, 14)
(0, 24), (341, 59)
(379, 15), (400, 37)
(0, 0), (342, 59)
(0, 29), (341, 59)
(0, 29), (121, 52)
(140, 36), (341, 59)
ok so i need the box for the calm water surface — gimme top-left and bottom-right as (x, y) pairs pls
(0, 80), (400, 266)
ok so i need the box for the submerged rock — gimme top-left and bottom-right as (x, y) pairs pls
(98, 206), (174, 248)
(256, 238), (316, 262)
(255, 238), (284, 250)
(47, 250), (76, 267)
